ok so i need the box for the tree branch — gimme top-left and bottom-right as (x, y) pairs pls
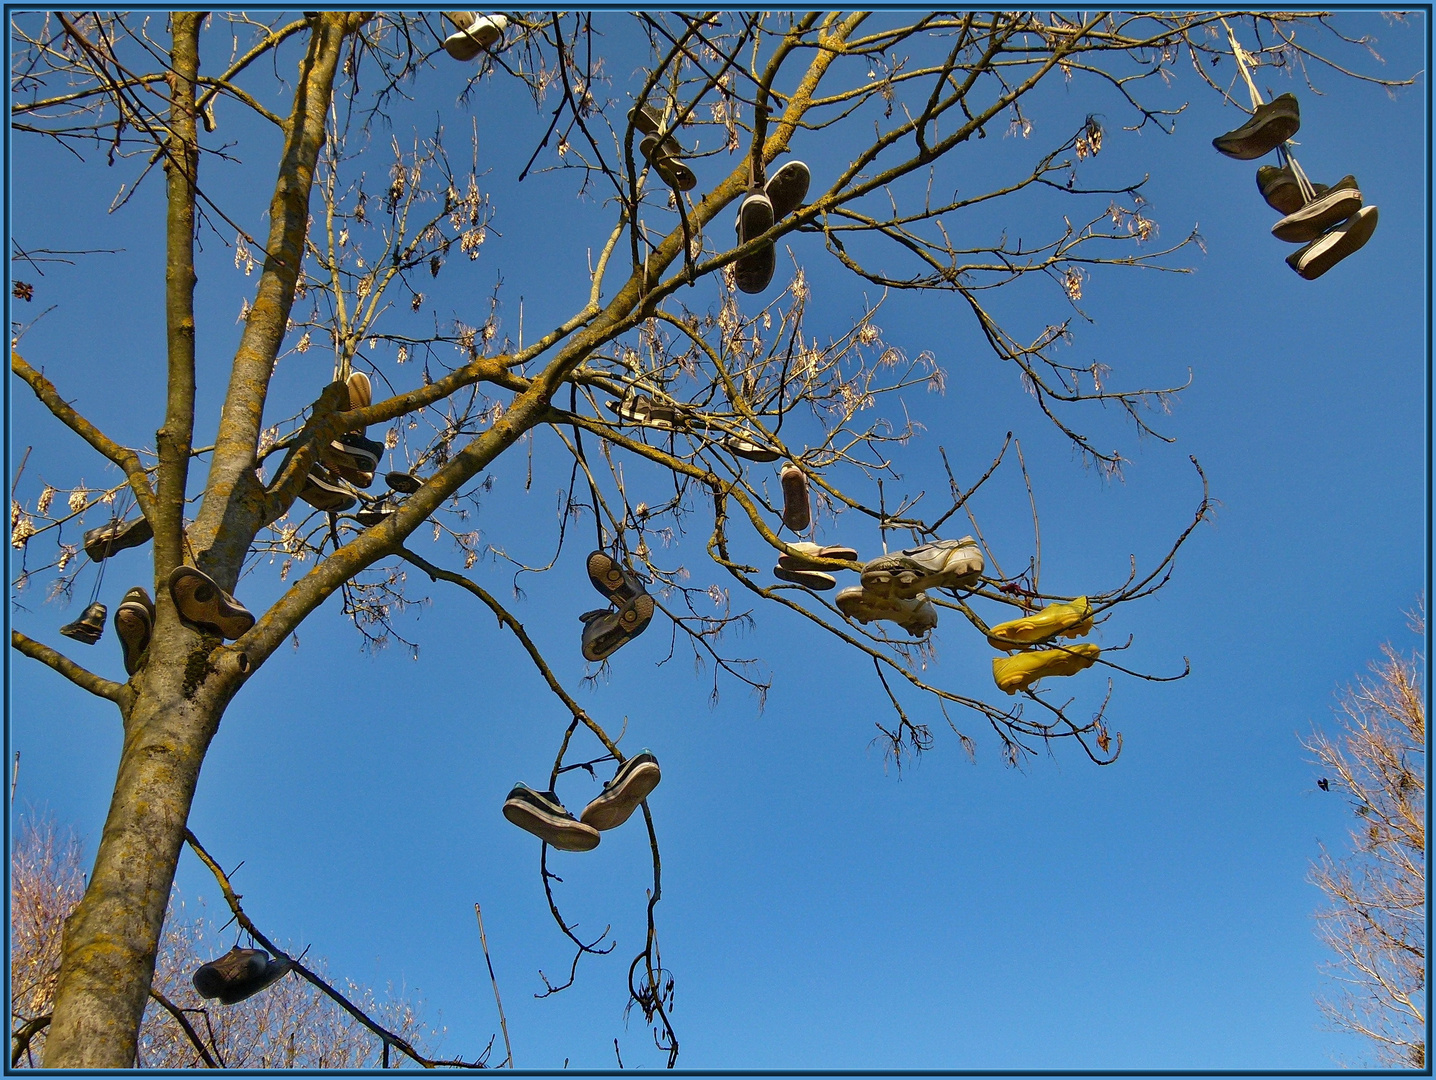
(10, 630), (129, 705)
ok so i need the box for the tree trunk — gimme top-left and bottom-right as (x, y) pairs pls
(41, 631), (243, 1066)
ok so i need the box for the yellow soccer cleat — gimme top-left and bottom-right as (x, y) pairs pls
(986, 596), (1094, 653)
(992, 643), (1100, 694)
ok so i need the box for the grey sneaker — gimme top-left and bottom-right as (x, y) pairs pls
(194, 947), (292, 1005)
(587, 550), (648, 603)
(83, 515), (154, 563)
(860, 536), (983, 599)
(734, 190), (775, 294)
(1285, 204), (1378, 280)
(1271, 178), (1362, 243)
(772, 565), (837, 590)
(780, 464), (810, 533)
(765, 160), (810, 220)
(580, 751), (662, 831)
(835, 585), (938, 636)
(503, 784), (600, 850)
(580, 593), (655, 662)
(114, 586), (155, 676)
(639, 135), (697, 192)
(1212, 93), (1300, 160)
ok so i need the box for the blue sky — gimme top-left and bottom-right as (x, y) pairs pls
(6, 11), (1429, 1072)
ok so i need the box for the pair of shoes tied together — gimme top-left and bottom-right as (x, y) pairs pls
(733, 160), (810, 295)
(630, 105), (696, 192)
(503, 751), (662, 850)
(987, 595), (1100, 694)
(772, 542), (858, 592)
(580, 550), (655, 661)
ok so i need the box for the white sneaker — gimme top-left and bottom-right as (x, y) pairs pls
(835, 585), (937, 636)
(443, 13), (507, 61)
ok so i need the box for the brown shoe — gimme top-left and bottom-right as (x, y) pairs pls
(779, 464), (811, 533)
(168, 566), (255, 639)
(113, 587), (155, 675)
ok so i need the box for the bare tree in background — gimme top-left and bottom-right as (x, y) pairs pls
(8, 10), (1415, 1067)
(1305, 600), (1426, 1069)
(10, 814), (444, 1068)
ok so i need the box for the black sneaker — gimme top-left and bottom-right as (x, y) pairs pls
(59, 602), (107, 645)
(580, 751), (662, 831)
(297, 464), (358, 514)
(83, 516), (154, 563)
(605, 394), (679, 430)
(1212, 93), (1300, 160)
(1271, 178), (1363, 244)
(765, 160), (810, 220)
(734, 190), (776, 294)
(113, 586), (155, 675)
(502, 785), (600, 850)
(579, 593), (655, 662)
(385, 471), (422, 494)
(354, 496), (396, 528)
(1285, 204), (1379, 280)
(586, 550), (648, 603)
(321, 432), (383, 486)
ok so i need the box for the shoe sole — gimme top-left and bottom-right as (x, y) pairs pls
(215, 959), (293, 1006)
(169, 567), (256, 640)
(639, 136), (696, 191)
(780, 466), (810, 533)
(765, 160), (810, 220)
(1290, 205), (1378, 280)
(580, 760), (662, 831)
(114, 603), (153, 676)
(587, 551), (645, 602)
(582, 593), (655, 661)
(83, 517), (154, 562)
(772, 566), (836, 590)
(503, 798), (600, 850)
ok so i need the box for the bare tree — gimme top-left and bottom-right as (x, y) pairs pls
(9, 814), (446, 1068)
(1305, 600), (1426, 1069)
(8, 10), (1414, 1067)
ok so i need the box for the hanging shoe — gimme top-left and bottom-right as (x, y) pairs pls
(772, 565), (836, 590)
(1271, 178), (1363, 243)
(733, 189), (776, 294)
(83, 516), (154, 563)
(579, 593), (655, 662)
(721, 433), (781, 462)
(344, 370), (372, 410)
(605, 394), (679, 430)
(385, 471), (423, 494)
(1212, 93), (1300, 160)
(503, 784), (600, 850)
(59, 602), (107, 645)
(168, 566), (255, 640)
(297, 464), (358, 514)
(835, 585), (938, 636)
(321, 432), (384, 486)
(586, 550), (649, 604)
(779, 464), (810, 533)
(354, 496), (396, 528)
(777, 542), (859, 572)
(859, 536), (982, 599)
(1285, 204), (1379, 280)
(639, 135), (697, 192)
(193, 946), (293, 1005)
(986, 596), (1094, 653)
(113, 586), (155, 675)
(1255, 165), (1354, 216)
(443, 12), (508, 61)
(992, 643), (1100, 694)
(580, 751), (662, 831)
(765, 160), (810, 220)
